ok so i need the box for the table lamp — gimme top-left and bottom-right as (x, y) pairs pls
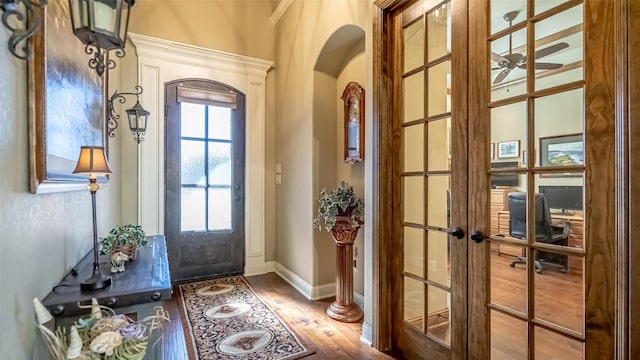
(73, 146), (113, 291)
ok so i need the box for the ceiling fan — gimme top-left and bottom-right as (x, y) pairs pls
(492, 10), (569, 85)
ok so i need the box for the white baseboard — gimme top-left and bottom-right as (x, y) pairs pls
(354, 291), (364, 311)
(274, 263), (314, 300)
(245, 260), (276, 277)
(360, 321), (373, 346)
(273, 263), (366, 307)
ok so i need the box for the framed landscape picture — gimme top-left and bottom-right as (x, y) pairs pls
(28, 0), (105, 194)
(497, 140), (520, 159)
(540, 133), (584, 167)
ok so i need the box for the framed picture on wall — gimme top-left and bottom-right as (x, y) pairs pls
(28, 0), (106, 194)
(497, 140), (520, 159)
(540, 133), (584, 166)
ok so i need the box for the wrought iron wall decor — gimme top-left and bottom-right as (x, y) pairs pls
(0, 0), (47, 59)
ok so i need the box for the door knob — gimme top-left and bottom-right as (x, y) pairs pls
(470, 231), (488, 243)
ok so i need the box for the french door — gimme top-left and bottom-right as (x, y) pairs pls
(376, 0), (617, 358)
(165, 79), (246, 282)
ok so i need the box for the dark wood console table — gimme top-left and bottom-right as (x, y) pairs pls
(41, 235), (172, 358)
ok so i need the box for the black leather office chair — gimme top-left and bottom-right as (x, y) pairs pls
(507, 192), (570, 274)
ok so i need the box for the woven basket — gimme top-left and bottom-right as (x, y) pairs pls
(111, 244), (138, 261)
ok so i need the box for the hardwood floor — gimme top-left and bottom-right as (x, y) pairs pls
(160, 272), (398, 359)
(160, 255), (582, 359)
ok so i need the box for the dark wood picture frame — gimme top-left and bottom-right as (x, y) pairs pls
(28, 0), (106, 194)
(341, 81), (364, 164)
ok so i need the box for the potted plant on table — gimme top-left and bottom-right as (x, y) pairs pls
(100, 223), (147, 261)
(314, 181), (364, 323)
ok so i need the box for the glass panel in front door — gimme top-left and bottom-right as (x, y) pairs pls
(401, 0), (454, 350)
(488, 1), (585, 358)
(180, 103), (233, 233)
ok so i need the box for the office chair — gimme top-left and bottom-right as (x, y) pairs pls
(507, 192), (570, 274)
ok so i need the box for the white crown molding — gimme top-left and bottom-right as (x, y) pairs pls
(270, 0), (293, 24)
(128, 33), (273, 77)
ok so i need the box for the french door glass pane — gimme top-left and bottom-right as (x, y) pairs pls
(535, 326), (584, 359)
(427, 230), (450, 287)
(426, 175), (450, 227)
(426, 2), (451, 62)
(534, 0), (573, 16)
(427, 60), (451, 117)
(427, 118), (451, 171)
(404, 19), (425, 71)
(490, 245), (527, 315)
(208, 187), (232, 230)
(490, 0), (526, 35)
(534, 89), (584, 168)
(404, 226), (424, 277)
(491, 101), (526, 167)
(534, 254), (584, 334)
(181, 140), (205, 185)
(534, 4), (583, 91)
(404, 71), (425, 123)
(490, 310), (527, 359)
(426, 285), (450, 345)
(181, 188), (205, 231)
(404, 123), (424, 172)
(207, 106), (232, 140)
(208, 142), (231, 186)
(404, 176), (424, 225)
(404, 277), (425, 331)
(181, 102), (205, 138)
(490, 28), (527, 101)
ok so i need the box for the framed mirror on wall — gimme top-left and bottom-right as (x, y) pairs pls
(341, 81), (364, 164)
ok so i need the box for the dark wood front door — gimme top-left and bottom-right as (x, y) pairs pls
(165, 79), (246, 282)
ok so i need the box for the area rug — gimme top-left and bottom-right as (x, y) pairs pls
(178, 276), (315, 360)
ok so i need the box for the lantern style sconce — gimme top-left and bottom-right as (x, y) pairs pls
(107, 85), (150, 143)
(68, 0), (134, 76)
(0, 0), (47, 60)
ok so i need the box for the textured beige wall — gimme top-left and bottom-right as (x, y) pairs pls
(129, 0), (275, 61)
(275, 0), (371, 286)
(0, 37), (121, 360)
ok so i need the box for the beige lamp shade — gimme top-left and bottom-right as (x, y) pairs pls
(73, 146), (112, 177)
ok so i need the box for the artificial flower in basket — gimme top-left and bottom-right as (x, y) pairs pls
(34, 297), (169, 360)
(100, 224), (147, 261)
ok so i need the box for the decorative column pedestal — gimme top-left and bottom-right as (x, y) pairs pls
(326, 218), (363, 323)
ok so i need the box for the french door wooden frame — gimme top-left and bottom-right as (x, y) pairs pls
(372, 0), (628, 358)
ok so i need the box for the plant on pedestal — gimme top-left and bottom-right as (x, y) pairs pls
(314, 181), (364, 323)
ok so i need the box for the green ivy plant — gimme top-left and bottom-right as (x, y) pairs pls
(313, 181), (364, 231)
(99, 223), (147, 255)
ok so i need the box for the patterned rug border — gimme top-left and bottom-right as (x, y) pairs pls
(177, 276), (315, 360)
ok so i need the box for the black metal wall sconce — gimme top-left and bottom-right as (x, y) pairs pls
(108, 85), (150, 143)
(0, 0), (47, 60)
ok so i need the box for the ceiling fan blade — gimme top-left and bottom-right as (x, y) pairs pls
(531, 62), (563, 70)
(491, 67), (502, 70)
(493, 69), (511, 84)
(534, 42), (569, 59)
(492, 52), (509, 63)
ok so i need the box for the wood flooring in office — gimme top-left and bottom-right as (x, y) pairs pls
(161, 255), (582, 359)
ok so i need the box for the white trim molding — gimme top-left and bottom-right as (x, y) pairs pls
(128, 33), (273, 277)
(360, 321), (373, 346)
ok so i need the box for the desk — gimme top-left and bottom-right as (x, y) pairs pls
(495, 211), (583, 271)
(42, 235), (172, 358)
